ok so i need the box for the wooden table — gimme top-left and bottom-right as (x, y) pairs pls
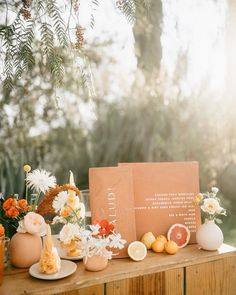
(1, 243), (236, 295)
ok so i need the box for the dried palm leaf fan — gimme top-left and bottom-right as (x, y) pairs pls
(37, 184), (81, 219)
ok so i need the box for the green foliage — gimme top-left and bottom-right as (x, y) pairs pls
(0, 0), (70, 92)
(0, 0), (149, 94)
(116, 0), (150, 24)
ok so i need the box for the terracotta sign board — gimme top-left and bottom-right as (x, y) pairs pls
(89, 166), (136, 257)
(119, 162), (201, 243)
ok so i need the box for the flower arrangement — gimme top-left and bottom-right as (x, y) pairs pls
(0, 164), (56, 237)
(0, 196), (32, 234)
(78, 219), (126, 260)
(193, 187), (226, 223)
(42, 172), (86, 257)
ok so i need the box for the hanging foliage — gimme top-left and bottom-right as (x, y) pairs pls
(0, 0), (149, 94)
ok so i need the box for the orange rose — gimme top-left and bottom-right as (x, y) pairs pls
(0, 224), (5, 237)
(5, 207), (19, 218)
(17, 199), (28, 208)
(3, 197), (17, 211)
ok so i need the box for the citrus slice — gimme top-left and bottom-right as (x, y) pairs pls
(128, 241), (147, 261)
(167, 224), (190, 248)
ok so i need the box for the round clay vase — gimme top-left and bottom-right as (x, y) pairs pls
(196, 219), (223, 251)
(83, 255), (108, 272)
(9, 233), (42, 268)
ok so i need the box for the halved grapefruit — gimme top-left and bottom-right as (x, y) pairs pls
(167, 224), (190, 248)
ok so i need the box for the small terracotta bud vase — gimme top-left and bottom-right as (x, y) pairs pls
(196, 219), (223, 251)
(83, 255), (108, 272)
(9, 233), (42, 268)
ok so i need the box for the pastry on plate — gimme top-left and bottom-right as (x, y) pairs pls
(39, 224), (61, 274)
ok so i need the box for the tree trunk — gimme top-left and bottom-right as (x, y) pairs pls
(133, 0), (163, 79)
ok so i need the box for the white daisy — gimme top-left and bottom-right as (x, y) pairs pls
(26, 169), (56, 193)
(109, 233), (126, 249)
(53, 191), (68, 212)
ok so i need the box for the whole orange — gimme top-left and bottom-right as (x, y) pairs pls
(156, 235), (168, 244)
(164, 240), (179, 255)
(151, 240), (165, 253)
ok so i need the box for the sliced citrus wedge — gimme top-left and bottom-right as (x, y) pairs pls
(167, 224), (190, 248)
(128, 241), (147, 261)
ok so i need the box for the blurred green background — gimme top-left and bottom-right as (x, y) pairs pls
(0, 0), (235, 245)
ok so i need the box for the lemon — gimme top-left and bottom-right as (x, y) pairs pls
(128, 241), (147, 261)
(140, 232), (156, 249)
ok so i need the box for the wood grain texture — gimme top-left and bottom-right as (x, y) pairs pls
(164, 268), (183, 295)
(186, 256), (236, 295)
(106, 268), (183, 295)
(59, 284), (104, 295)
(0, 244), (235, 295)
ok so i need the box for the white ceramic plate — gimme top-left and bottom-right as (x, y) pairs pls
(29, 260), (77, 280)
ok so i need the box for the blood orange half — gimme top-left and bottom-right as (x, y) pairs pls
(167, 224), (190, 248)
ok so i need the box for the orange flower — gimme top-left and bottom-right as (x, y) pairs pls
(60, 206), (71, 218)
(3, 197), (17, 211)
(93, 219), (115, 237)
(0, 224), (5, 237)
(17, 199), (28, 208)
(193, 193), (204, 206)
(5, 207), (19, 218)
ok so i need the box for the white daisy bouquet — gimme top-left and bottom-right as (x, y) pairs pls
(78, 219), (126, 260)
(193, 187), (226, 223)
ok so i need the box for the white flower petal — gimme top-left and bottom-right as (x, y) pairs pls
(26, 169), (56, 193)
(53, 191), (68, 212)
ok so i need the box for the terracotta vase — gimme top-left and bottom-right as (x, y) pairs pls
(83, 255), (108, 271)
(196, 219), (223, 251)
(9, 233), (42, 268)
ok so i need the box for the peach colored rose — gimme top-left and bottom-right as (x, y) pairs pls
(17, 212), (46, 236)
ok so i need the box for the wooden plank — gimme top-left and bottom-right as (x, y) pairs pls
(106, 268), (183, 295)
(164, 268), (183, 295)
(1, 244), (235, 295)
(186, 256), (236, 295)
(59, 284), (104, 295)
